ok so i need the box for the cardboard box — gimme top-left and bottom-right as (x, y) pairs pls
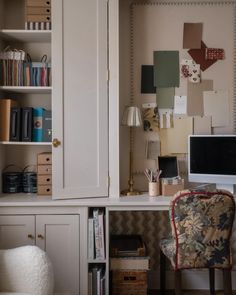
(37, 174), (52, 185)
(37, 185), (52, 195)
(37, 164), (52, 175)
(161, 179), (184, 196)
(26, 0), (51, 7)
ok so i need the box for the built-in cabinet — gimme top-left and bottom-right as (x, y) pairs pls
(52, 0), (109, 199)
(0, 213), (80, 295)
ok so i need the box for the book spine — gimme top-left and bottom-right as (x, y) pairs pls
(21, 107), (33, 142)
(10, 107), (21, 141)
(88, 218), (94, 260)
(93, 209), (101, 259)
(33, 107), (44, 142)
(98, 212), (105, 259)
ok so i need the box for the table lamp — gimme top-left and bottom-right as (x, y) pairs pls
(121, 106), (142, 196)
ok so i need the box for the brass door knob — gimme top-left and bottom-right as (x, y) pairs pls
(28, 234), (34, 239)
(37, 234), (44, 239)
(52, 138), (61, 148)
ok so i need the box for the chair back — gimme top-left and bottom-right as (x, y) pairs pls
(170, 189), (235, 270)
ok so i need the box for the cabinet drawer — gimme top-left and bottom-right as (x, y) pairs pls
(26, 7), (51, 15)
(37, 185), (52, 195)
(26, 0), (51, 7)
(37, 152), (52, 165)
(38, 175), (52, 185)
(26, 14), (51, 22)
(37, 165), (52, 175)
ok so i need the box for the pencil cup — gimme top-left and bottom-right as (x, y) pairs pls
(148, 181), (160, 196)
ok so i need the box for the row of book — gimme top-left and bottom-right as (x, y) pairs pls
(0, 49), (51, 86)
(88, 266), (105, 295)
(0, 98), (51, 142)
(88, 209), (105, 260)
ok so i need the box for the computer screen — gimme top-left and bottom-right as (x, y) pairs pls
(188, 135), (236, 192)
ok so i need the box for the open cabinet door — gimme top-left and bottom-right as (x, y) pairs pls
(52, 0), (109, 199)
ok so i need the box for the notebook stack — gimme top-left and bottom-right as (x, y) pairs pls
(25, 0), (51, 30)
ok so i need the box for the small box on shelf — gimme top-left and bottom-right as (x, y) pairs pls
(161, 178), (184, 196)
(37, 152), (52, 195)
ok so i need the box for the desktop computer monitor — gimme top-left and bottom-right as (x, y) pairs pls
(188, 135), (236, 193)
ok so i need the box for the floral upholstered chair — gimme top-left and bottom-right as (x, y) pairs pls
(159, 189), (235, 295)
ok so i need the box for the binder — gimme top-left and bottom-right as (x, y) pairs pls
(0, 98), (18, 141)
(42, 110), (52, 142)
(10, 107), (21, 141)
(21, 107), (33, 142)
(33, 107), (45, 142)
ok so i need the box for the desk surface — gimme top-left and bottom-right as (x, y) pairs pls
(0, 194), (172, 210)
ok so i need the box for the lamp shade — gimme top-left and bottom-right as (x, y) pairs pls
(121, 106), (142, 127)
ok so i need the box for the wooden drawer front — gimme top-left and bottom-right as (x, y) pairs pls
(38, 185), (52, 195)
(38, 175), (52, 185)
(112, 270), (147, 285)
(26, 0), (51, 7)
(26, 14), (51, 22)
(26, 7), (51, 15)
(37, 153), (52, 165)
(37, 165), (52, 175)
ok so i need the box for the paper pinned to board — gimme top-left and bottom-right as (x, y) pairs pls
(159, 109), (174, 129)
(174, 95), (187, 115)
(142, 103), (159, 132)
(203, 90), (230, 127)
(187, 79), (213, 116)
(193, 116), (212, 135)
(141, 65), (156, 93)
(183, 23), (203, 49)
(159, 117), (193, 154)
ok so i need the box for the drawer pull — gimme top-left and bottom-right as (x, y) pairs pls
(53, 138), (61, 148)
(28, 234), (34, 239)
(38, 234), (44, 239)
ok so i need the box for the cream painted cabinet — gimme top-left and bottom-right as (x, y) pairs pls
(0, 214), (80, 295)
(52, 0), (109, 199)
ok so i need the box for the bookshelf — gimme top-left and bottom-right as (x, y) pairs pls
(0, 0), (52, 197)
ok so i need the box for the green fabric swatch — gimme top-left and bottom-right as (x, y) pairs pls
(154, 51), (180, 88)
(156, 87), (175, 108)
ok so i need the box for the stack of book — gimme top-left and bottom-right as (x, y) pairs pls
(0, 99), (52, 142)
(88, 208), (105, 260)
(25, 0), (51, 30)
(88, 266), (105, 295)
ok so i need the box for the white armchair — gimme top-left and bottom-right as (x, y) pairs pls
(0, 246), (54, 295)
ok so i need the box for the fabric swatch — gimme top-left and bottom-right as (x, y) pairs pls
(141, 65), (156, 93)
(203, 90), (230, 127)
(156, 87), (175, 108)
(188, 41), (218, 71)
(193, 116), (212, 135)
(205, 48), (225, 60)
(153, 51), (179, 88)
(187, 80), (213, 116)
(180, 59), (194, 78)
(159, 109), (174, 129)
(159, 117), (193, 154)
(188, 63), (201, 83)
(183, 23), (203, 49)
(143, 106), (159, 132)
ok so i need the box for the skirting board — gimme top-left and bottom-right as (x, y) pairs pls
(148, 270), (236, 290)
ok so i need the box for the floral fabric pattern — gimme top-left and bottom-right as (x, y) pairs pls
(160, 189), (235, 270)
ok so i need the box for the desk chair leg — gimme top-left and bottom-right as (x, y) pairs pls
(175, 269), (182, 295)
(223, 269), (232, 295)
(209, 268), (215, 295)
(160, 250), (166, 295)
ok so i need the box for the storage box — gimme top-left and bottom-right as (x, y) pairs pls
(37, 185), (52, 195)
(37, 152), (52, 165)
(26, 6), (51, 15)
(37, 174), (52, 185)
(161, 179), (184, 196)
(112, 270), (147, 295)
(26, 0), (51, 7)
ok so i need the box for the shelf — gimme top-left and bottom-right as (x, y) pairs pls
(88, 259), (107, 264)
(0, 29), (51, 43)
(0, 86), (52, 94)
(0, 141), (52, 146)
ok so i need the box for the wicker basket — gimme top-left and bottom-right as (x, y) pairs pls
(112, 270), (147, 295)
